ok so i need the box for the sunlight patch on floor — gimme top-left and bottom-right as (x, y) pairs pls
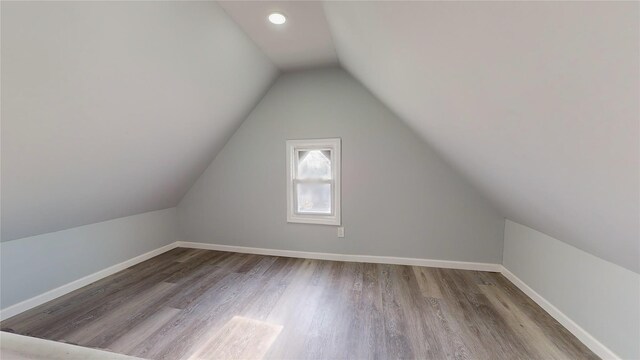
(188, 316), (283, 360)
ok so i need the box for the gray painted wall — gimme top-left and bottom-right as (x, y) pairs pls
(178, 68), (504, 263)
(503, 220), (640, 359)
(1, 208), (178, 309)
(1, 1), (276, 242)
(326, 1), (640, 273)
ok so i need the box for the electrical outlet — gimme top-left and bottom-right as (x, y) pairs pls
(337, 227), (345, 238)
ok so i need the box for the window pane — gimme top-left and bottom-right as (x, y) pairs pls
(297, 150), (331, 180)
(296, 182), (331, 214)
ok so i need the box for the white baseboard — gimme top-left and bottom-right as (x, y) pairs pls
(0, 242), (179, 321)
(176, 241), (502, 272)
(5, 240), (611, 360)
(0, 240), (499, 321)
(500, 266), (620, 360)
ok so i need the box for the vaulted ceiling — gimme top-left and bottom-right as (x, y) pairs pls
(2, 1), (637, 272)
(1, 1), (277, 241)
(218, 1), (337, 70)
(323, 1), (639, 272)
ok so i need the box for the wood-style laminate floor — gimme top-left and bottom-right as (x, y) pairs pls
(1, 248), (598, 360)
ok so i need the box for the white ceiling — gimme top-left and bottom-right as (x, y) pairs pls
(1, 1), (277, 241)
(324, 1), (639, 272)
(218, 1), (338, 71)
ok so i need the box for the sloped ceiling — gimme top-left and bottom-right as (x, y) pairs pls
(324, 1), (639, 272)
(1, 1), (277, 241)
(218, 1), (338, 70)
(2, 1), (637, 274)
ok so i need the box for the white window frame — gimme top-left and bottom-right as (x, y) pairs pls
(286, 138), (341, 226)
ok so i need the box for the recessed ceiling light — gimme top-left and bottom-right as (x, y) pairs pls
(268, 12), (286, 25)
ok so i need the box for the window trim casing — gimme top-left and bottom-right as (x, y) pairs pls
(286, 138), (341, 226)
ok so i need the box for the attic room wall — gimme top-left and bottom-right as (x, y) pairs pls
(324, 1), (639, 273)
(1, 1), (277, 242)
(0, 208), (178, 311)
(503, 220), (640, 359)
(178, 67), (504, 263)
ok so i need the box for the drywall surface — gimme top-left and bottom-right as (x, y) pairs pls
(503, 220), (640, 359)
(325, 1), (640, 272)
(178, 68), (504, 264)
(1, 1), (276, 241)
(0, 208), (178, 308)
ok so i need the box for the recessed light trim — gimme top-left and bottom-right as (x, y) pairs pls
(268, 12), (286, 25)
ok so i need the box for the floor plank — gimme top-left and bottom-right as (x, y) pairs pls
(1, 248), (598, 360)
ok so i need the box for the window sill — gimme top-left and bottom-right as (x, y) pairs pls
(287, 214), (341, 226)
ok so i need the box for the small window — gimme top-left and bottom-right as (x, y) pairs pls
(286, 138), (341, 225)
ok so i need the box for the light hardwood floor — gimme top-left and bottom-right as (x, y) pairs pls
(1, 248), (598, 359)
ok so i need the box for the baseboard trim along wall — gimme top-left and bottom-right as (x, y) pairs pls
(0, 242), (179, 321)
(500, 266), (620, 360)
(176, 241), (503, 272)
(0, 240), (500, 320)
(0, 240), (616, 360)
